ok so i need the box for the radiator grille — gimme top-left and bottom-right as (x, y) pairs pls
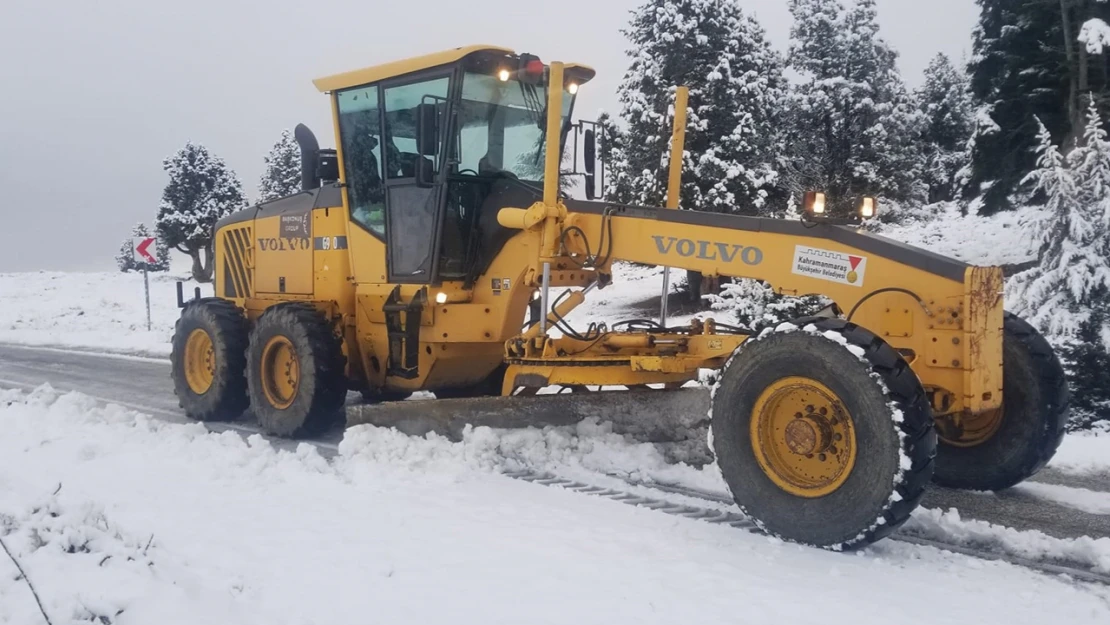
(222, 226), (253, 298)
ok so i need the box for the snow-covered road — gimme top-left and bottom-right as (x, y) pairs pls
(1, 342), (1107, 542)
(2, 384), (1110, 624)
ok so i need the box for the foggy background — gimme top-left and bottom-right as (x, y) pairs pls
(0, 0), (978, 272)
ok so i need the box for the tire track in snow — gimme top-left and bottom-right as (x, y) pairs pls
(1, 342), (1108, 584)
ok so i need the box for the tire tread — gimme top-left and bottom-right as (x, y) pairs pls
(170, 298), (250, 421)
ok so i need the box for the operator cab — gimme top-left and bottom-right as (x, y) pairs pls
(315, 46), (596, 287)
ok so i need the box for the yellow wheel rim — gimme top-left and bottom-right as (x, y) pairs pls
(750, 377), (858, 498)
(261, 336), (299, 409)
(938, 408), (1004, 448)
(183, 329), (216, 395)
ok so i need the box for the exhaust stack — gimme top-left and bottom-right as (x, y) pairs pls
(294, 123), (321, 191)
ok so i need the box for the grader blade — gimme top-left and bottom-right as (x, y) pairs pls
(345, 389), (714, 464)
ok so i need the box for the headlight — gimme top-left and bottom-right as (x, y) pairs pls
(435, 292), (448, 304)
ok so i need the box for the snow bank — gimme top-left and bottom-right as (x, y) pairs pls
(4, 386), (1110, 623)
(905, 507), (1110, 574)
(1050, 429), (1110, 476)
(0, 271), (211, 357)
(1013, 482), (1110, 515)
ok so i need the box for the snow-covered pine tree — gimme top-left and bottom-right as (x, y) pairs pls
(258, 129), (302, 202)
(115, 222), (170, 273)
(608, 0), (785, 214)
(963, 0), (1110, 215)
(1059, 100), (1110, 428)
(596, 111), (626, 202)
(1009, 103), (1110, 427)
(1010, 111), (1109, 339)
(155, 143), (246, 283)
(963, 0), (1060, 215)
(1061, 306), (1110, 429)
(782, 0), (924, 215)
(917, 53), (974, 203)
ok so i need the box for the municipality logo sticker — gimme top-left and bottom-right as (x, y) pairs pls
(791, 246), (868, 287)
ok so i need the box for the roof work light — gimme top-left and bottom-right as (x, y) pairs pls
(803, 191), (827, 216)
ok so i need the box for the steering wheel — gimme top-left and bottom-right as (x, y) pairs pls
(457, 168), (479, 176)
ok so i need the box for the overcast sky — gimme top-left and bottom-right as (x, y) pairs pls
(0, 0), (978, 272)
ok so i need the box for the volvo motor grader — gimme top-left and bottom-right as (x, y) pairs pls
(171, 45), (1069, 549)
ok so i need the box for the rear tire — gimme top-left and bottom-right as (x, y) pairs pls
(711, 318), (935, 549)
(170, 298), (249, 421)
(247, 303), (347, 437)
(932, 312), (1069, 491)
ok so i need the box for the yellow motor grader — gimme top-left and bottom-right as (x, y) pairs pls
(171, 45), (1068, 549)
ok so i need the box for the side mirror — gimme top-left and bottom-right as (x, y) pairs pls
(415, 102), (439, 188)
(583, 129), (598, 200)
(583, 129), (597, 175)
(415, 103), (439, 157)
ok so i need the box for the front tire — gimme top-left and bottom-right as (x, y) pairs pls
(170, 298), (249, 421)
(247, 303), (347, 437)
(711, 319), (936, 549)
(932, 312), (1069, 491)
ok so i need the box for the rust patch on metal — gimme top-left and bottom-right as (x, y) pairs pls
(784, 419), (817, 455)
(967, 267), (1004, 368)
(969, 267), (1004, 311)
(968, 334), (982, 368)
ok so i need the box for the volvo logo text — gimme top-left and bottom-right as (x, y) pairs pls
(652, 236), (763, 265)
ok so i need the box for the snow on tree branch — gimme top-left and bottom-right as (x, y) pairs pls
(1080, 18), (1110, 55)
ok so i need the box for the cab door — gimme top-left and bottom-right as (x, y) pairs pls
(380, 72), (452, 284)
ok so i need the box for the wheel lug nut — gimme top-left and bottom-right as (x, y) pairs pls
(819, 407), (828, 416)
(819, 453), (827, 461)
(795, 412), (803, 419)
(834, 433), (842, 441)
(806, 405), (815, 414)
(829, 446), (838, 455)
(831, 418), (839, 426)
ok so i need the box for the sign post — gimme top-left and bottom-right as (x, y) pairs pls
(660, 87), (689, 326)
(132, 237), (158, 331)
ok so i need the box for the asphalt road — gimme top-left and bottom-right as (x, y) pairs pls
(1, 343), (1107, 541)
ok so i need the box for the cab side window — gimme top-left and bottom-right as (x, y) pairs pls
(383, 77), (450, 179)
(337, 84), (385, 237)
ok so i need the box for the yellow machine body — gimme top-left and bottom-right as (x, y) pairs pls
(211, 45), (1004, 435)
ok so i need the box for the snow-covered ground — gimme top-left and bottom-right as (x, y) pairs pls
(0, 271), (211, 357)
(880, 203), (1041, 267)
(3, 208), (1110, 621)
(3, 386), (1109, 624)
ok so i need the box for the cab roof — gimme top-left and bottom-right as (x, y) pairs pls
(313, 44), (596, 93)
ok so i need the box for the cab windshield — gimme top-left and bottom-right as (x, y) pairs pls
(453, 72), (576, 182)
